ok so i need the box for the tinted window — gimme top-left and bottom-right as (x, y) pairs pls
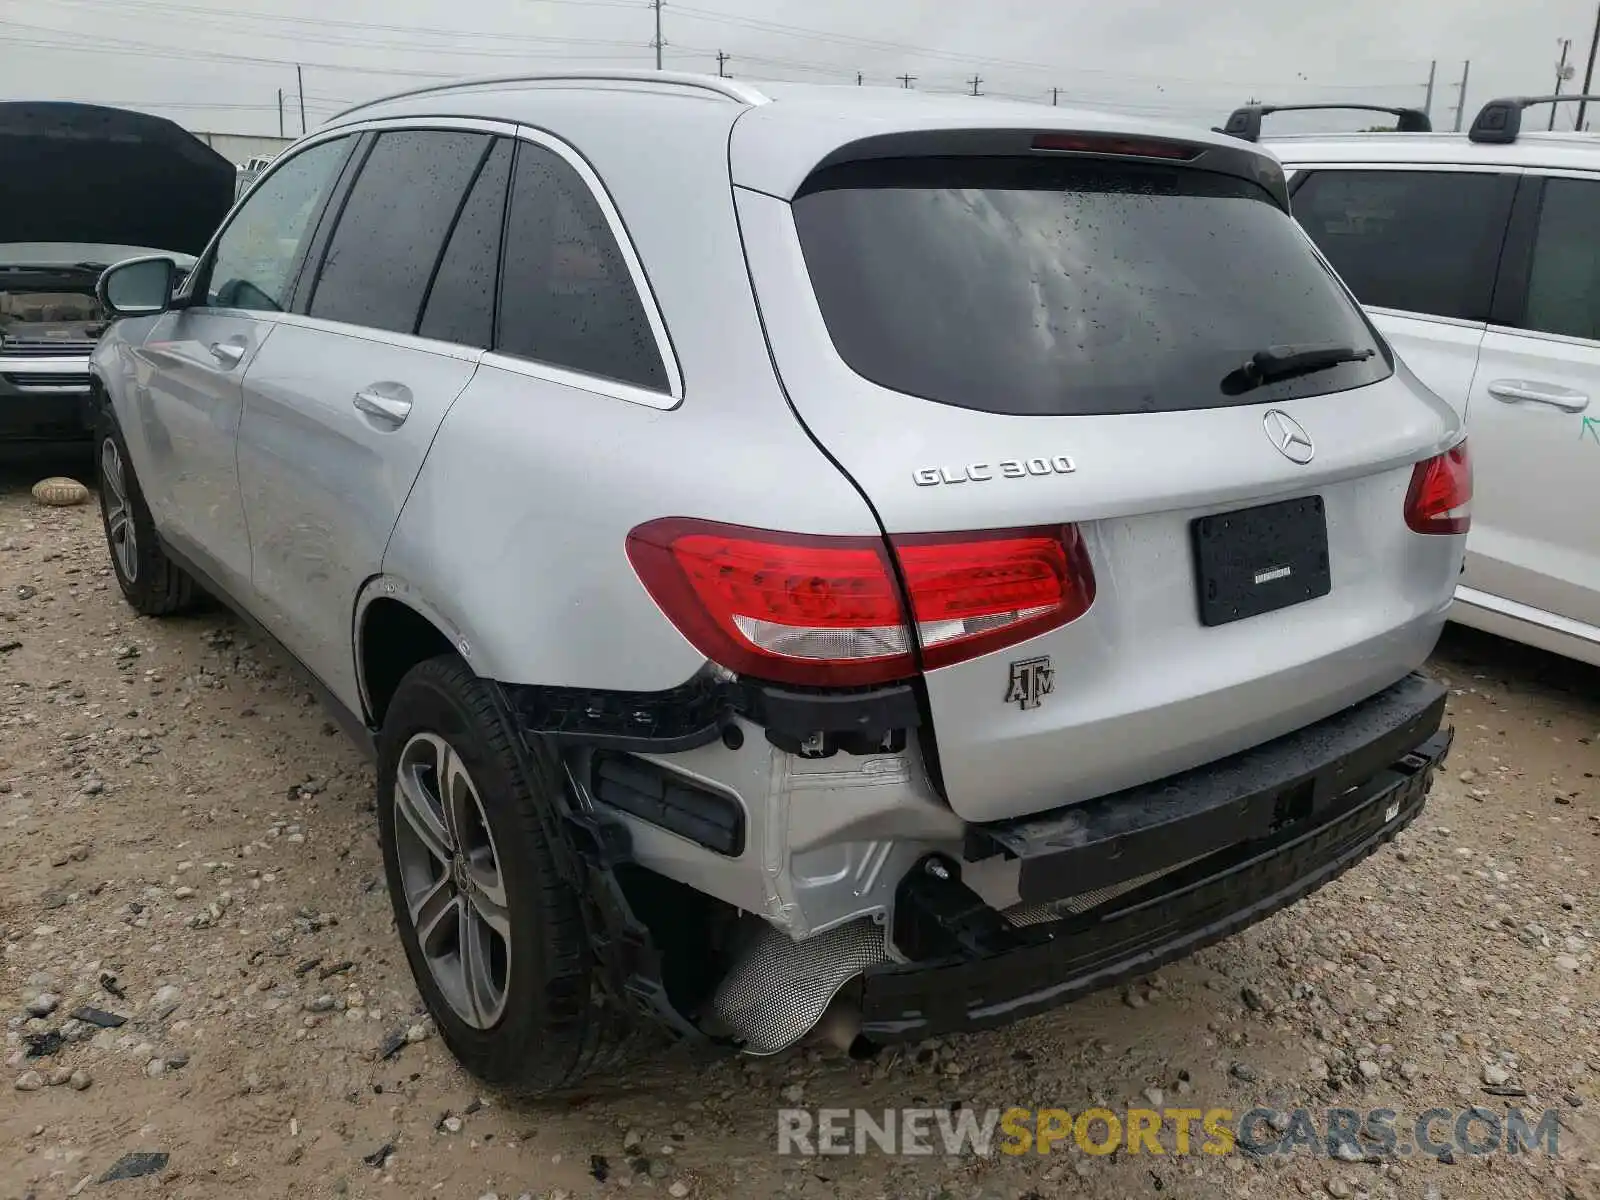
(497, 142), (667, 391)
(419, 139), (513, 348)
(205, 137), (351, 312)
(1292, 170), (1506, 321)
(1522, 178), (1600, 341)
(311, 130), (490, 336)
(793, 158), (1388, 417)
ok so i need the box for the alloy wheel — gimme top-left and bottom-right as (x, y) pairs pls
(392, 732), (513, 1029)
(100, 437), (137, 583)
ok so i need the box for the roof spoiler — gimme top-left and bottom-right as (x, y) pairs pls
(1469, 94), (1600, 143)
(1216, 103), (1432, 142)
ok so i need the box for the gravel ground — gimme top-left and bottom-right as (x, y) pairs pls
(1, 465), (1596, 1200)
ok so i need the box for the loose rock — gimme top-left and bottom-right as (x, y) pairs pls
(99, 1152), (169, 1182)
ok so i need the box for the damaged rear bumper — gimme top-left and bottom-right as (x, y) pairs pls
(861, 673), (1451, 1042)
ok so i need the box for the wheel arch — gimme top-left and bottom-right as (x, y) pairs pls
(355, 576), (475, 727)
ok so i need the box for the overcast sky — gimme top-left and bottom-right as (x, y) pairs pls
(1, 0), (1596, 142)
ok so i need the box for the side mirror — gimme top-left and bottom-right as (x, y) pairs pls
(98, 256), (178, 318)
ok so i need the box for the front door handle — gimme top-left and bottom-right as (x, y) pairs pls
(1486, 379), (1590, 412)
(353, 388), (413, 426)
(208, 340), (246, 368)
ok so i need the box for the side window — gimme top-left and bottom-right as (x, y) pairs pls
(418, 138), (514, 349)
(497, 141), (668, 392)
(1292, 170), (1508, 322)
(204, 136), (352, 312)
(310, 130), (491, 337)
(1521, 178), (1600, 342)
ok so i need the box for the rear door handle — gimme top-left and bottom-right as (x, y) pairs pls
(353, 388), (413, 425)
(208, 340), (246, 368)
(1486, 380), (1589, 412)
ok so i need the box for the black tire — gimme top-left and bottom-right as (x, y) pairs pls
(376, 655), (628, 1095)
(95, 413), (199, 617)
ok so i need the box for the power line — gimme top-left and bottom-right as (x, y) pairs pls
(0, 17), (453, 75)
(0, 17), (646, 76)
(7, 0), (648, 54)
(47, 0), (642, 43)
(668, 2), (1425, 90)
(0, 0), (1442, 137)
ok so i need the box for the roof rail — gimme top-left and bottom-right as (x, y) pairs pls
(330, 70), (769, 122)
(1217, 103), (1432, 142)
(1469, 94), (1600, 143)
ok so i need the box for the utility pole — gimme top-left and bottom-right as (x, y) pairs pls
(653, 0), (664, 70)
(1553, 38), (1574, 129)
(968, 74), (982, 96)
(716, 50), (729, 77)
(898, 73), (916, 89)
(1449, 59), (1470, 132)
(1422, 59), (1436, 121)
(277, 88), (285, 137)
(295, 64), (307, 134)
(1051, 86), (1060, 106)
(1580, 1), (1600, 131)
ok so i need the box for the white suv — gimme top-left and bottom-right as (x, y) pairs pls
(1239, 97), (1600, 667)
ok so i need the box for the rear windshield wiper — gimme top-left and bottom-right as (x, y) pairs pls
(1223, 342), (1376, 395)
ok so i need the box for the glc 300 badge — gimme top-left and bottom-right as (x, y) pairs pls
(1005, 656), (1055, 711)
(914, 456), (1076, 486)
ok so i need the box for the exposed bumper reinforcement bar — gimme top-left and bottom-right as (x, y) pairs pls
(968, 672), (1448, 904)
(865, 675), (1451, 1042)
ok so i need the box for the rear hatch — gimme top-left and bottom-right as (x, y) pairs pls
(732, 108), (1465, 823)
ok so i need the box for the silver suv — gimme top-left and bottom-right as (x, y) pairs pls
(90, 72), (1465, 1093)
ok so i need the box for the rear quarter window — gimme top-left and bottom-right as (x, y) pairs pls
(793, 156), (1390, 417)
(1290, 169), (1512, 322)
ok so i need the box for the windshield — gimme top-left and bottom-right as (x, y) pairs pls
(792, 156), (1390, 416)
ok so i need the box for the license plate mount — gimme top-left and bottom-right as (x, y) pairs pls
(1192, 496), (1331, 627)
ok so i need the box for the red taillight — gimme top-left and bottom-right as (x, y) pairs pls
(1404, 441), (1473, 535)
(1031, 132), (1200, 160)
(893, 527), (1096, 669)
(626, 519), (1096, 686)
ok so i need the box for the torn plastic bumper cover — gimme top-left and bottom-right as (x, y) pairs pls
(866, 672), (1451, 1042)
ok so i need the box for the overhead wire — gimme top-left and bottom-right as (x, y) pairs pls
(0, 0), (1431, 135)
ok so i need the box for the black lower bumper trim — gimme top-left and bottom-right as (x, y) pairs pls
(861, 725), (1450, 1042)
(0, 385), (94, 444)
(970, 672), (1447, 904)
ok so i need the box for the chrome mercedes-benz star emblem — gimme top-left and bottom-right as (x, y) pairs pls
(1263, 409), (1315, 465)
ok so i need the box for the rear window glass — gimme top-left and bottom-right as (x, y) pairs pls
(792, 158), (1390, 416)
